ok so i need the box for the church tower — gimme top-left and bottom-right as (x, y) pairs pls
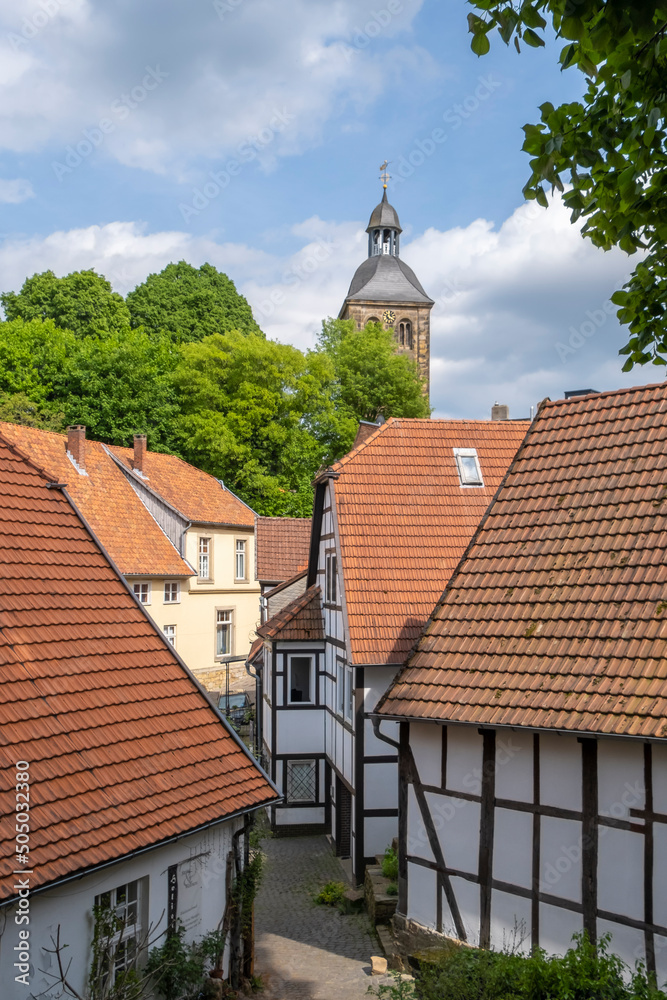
(339, 179), (434, 396)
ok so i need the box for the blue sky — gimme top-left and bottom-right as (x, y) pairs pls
(0, 0), (654, 418)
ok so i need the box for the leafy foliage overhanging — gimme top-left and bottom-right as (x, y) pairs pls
(0, 265), (429, 515)
(467, 0), (667, 369)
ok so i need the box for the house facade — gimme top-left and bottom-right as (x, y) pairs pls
(377, 384), (667, 981)
(259, 415), (529, 879)
(0, 432), (278, 999)
(0, 422), (260, 692)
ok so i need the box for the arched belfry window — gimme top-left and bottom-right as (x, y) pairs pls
(367, 316), (380, 325)
(373, 229), (380, 255)
(399, 320), (412, 349)
(382, 229), (391, 254)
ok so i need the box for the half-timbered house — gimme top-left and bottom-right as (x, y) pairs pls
(259, 415), (529, 878)
(377, 384), (667, 979)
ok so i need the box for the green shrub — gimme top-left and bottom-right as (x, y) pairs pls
(387, 883), (398, 896)
(418, 933), (667, 1000)
(381, 846), (399, 882)
(314, 881), (346, 907)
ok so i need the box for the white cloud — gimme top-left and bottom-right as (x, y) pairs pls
(0, 195), (655, 418)
(0, 177), (34, 202)
(0, 0), (432, 174)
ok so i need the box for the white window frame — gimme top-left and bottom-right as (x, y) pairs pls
(132, 582), (150, 606)
(288, 655), (314, 705)
(286, 759), (317, 803)
(163, 624), (176, 647)
(234, 537), (247, 582)
(198, 536), (212, 581)
(453, 447), (484, 487)
(215, 608), (234, 658)
(94, 877), (147, 986)
(163, 581), (180, 604)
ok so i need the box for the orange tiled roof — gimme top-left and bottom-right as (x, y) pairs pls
(328, 417), (530, 665)
(0, 423), (192, 578)
(257, 585), (324, 642)
(378, 384), (667, 739)
(255, 516), (311, 583)
(110, 445), (255, 526)
(0, 434), (277, 902)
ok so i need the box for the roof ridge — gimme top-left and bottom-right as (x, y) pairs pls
(0, 430), (61, 486)
(328, 418), (395, 473)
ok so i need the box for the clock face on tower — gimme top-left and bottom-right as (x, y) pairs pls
(382, 309), (396, 325)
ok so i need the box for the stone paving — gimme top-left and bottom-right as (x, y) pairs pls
(254, 835), (379, 999)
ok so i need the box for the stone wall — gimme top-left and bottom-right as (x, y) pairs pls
(193, 661), (253, 695)
(342, 301), (431, 397)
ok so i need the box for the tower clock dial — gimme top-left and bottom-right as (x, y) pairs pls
(382, 309), (396, 325)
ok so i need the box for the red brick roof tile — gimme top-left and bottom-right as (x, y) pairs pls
(378, 384), (667, 738)
(257, 585), (324, 642)
(0, 435), (277, 902)
(329, 417), (530, 665)
(255, 516), (311, 583)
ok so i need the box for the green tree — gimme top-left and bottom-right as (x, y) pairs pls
(0, 317), (74, 423)
(316, 318), (430, 459)
(467, 1), (667, 369)
(169, 330), (336, 514)
(1, 269), (131, 338)
(126, 261), (261, 343)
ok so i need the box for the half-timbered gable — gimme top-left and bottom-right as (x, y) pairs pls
(258, 416), (528, 878)
(377, 384), (667, 978)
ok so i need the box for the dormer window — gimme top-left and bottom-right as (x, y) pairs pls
(454, 448), (484, 487)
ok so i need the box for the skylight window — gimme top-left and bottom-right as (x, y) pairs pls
(454, 448), (483, 487)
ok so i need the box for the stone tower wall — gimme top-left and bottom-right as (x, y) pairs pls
(341, 300), (431, 396)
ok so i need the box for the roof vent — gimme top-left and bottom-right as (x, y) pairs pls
(491, 403), (509, 421)
(132, 434), (147, 475)
(66, 425), (87, 474)
(564, 389), (598, 399)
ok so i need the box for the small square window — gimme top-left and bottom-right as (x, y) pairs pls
(289, 656), (313, 704)
(163, 625), (176, 647)
(164, 582), (180, 604)
(454, 448), (484, 487)
(133, 582), (150, 605)
(287, 760), (316, 802)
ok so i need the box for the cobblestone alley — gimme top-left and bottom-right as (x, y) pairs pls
(254, 835), (379, 999)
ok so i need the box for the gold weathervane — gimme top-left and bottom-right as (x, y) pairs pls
(379, 160), (391, 189)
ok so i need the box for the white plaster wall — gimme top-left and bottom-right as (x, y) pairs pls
(364, 717), (396, 756)
(653, 823), (667, 928)
(276, 806), (325, 826)
(540, 816), (582, 902)
(0, 818), (242, 1000)
(655, 933), (667, 990)
(276, 710), (325, 754)
(495, 730), (533, 803)
(410, 722), (441, 788)
(597, 826), (643, 922)
(407, 862), (437, 929)
(653, 744), (667, 814)
(598, 740), (645, 819)
(540, 734), (581, 811)
(431, 793), (480, 875)
(365, 816), (398, 858)
(365, 763), (398, 810)
(450, 876), (480, 944)
(407, 785), (434, 863)
(490, 890), (531, 955)
(493, 807), (533, 890)
(363, 667), (398, 712)
(539, 902), (582, 956)
(597, 918), (645, 975)
(446, 726), (483, 796)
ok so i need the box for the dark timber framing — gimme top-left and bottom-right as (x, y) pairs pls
(395, 720), (667, 961)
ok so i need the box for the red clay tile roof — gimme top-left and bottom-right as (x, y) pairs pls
(378, 384), (667, 739)
(247, 635), (265, 664)
(257, 585), (324, 642)
(0, 434), (277, 903)
(109, 446), (255, 526)
(0, 423), (192, 578)
(255, 516), (311, 583)
(328, 417), (530, 665)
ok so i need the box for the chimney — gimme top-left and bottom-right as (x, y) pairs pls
(67, 425), (86, 470)
(133, 434), (147, 474)
(491, 403), (510, 421)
